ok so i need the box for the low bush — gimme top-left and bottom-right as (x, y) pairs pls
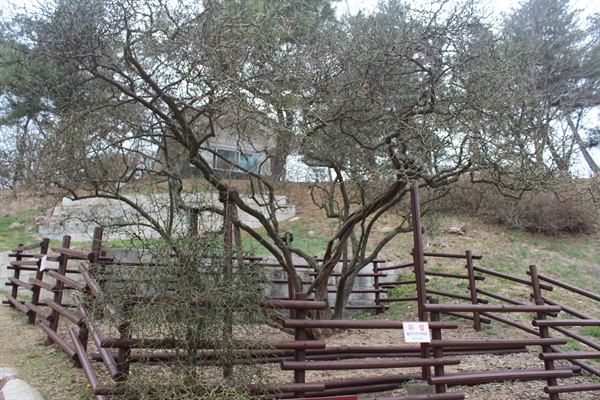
(87, 233), (274, 399)
(436, 176), (599, 235)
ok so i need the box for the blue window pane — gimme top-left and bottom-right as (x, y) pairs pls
(240, 153), (258, 173)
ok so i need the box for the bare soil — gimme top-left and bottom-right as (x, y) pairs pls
(0, 189), (56, 216)
(2, 302), (599, 400)
(0, 302), (90, 399)
(1, 183), (599, 398)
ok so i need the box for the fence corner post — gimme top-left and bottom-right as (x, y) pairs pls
(466, 250), (481, 331)
(529, 264), (560, 400)
(293, 292), (307, 398)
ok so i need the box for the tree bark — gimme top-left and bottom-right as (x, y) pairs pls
(564, 112), (599, 175)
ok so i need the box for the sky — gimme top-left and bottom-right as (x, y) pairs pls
(336, 0), (600, 177)
(2, 0), (599, 176)
(7, 0), (598, 18)
(338, 0), (600, 18)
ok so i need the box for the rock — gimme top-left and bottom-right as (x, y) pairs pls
(0, 368), (18, 381)
(0, 378), (44, 400)
(448, 226), (466, 235)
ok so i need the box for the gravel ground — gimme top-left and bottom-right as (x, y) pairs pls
(3, 302), (600, 399)
(251, 320), (600, 399)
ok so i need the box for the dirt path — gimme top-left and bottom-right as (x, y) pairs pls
(0, 302), (91, 399)
(2, 301), (600, 399)
(0, 303), (45, 372)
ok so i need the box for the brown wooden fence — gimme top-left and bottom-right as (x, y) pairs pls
(3, 224), (600, 399)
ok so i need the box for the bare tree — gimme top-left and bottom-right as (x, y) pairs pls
(502, 0), (600, 175)
(294, 1), (518, 316)
(1, 0), (597, 324)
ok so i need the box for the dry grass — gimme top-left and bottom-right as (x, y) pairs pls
(0, 303), (94, 399)
(1, 182), (599, 399)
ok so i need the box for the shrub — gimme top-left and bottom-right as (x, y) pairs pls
(436, 176), (599, 235)
(87, 233), (274, 399)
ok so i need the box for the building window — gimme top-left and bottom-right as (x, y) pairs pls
(214, 149), (238, 171)
(213, 149), (258, 173)
(240, 152), (258, 172)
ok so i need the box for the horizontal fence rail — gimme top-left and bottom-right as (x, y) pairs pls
(2, 226), (600, 399)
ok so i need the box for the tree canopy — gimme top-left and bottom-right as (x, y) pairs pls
(1, 0), (599, 318)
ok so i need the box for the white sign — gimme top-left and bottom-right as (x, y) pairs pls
(402, 322), (431, 343)
(39, 255), (48, 271)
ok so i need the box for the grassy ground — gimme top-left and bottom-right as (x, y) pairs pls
(1, 184), (599, 398)
(2, 183), (598, 294)
(0, 190), (52, 251)
(0, 301), (94, 399)
(0, 208), (43, 251)
(2, 183), (598, 290)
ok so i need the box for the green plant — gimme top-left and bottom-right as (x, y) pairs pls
(86, 233), (276, 399)
(426, 266), (444, 272)
(455, 281), (468, 290)
(566, 337), (584, 352)
(400, 378), (420, 390)
(389, 273), (417, 299)
(582, 326), (600, 339)
(350, 309), (376, 320)
(0, 210), (42, 251)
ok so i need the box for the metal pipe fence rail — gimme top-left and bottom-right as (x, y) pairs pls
(69, 267), (468, 399)
(0, 232), (464, 399)
(527, 265), (600, 396)
(280, 296), (462, 398)
(3, 227), (600, 399)
(360, 250), (492, 331)
(3, 229), (106, 368)
(256, 258), (392, 312)
(3, 239), (81, 329)
(421, 302), (581, 396)
(407, 247), (600, 398)
(262, 254), (480, 316)
(469, 263), (600, 396)
(3, 238), (50, 322)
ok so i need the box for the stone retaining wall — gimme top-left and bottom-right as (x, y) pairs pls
(38, 193), (295, 241)
(2, 250), (399, 313)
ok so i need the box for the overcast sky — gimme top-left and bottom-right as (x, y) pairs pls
(338, 0), (600, 22)
(336, 0), (600, 177)
(4, 0), (599, 24)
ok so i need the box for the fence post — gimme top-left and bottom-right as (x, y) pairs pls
(27, 238), (50, 324)
(294, 292), (307, 398)
(466, 250), (481, 331)
(89, 227), (103, 265)
(219, 189), (238, 379)
(190, 208), (199, 237)
(410, 181), (428, 322)
(46, 235), (71, 346)
(373, 260), (382, 314)
(79, 227), (104, 347)
(529, 264), (560, 400)
(429, 298), (446, 393)
(9, 243), (24, 306)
